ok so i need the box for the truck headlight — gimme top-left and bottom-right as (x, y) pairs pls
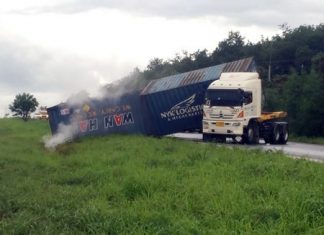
(232, 122), (241, 126)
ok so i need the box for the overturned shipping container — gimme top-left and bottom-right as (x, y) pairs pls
(47, 91), (147, 137)
(48, 57), (256, 137)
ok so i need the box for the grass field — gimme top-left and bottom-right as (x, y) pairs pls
(0, 118), (324, 234)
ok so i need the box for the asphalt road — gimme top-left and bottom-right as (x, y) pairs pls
(169, 133), (324, 163)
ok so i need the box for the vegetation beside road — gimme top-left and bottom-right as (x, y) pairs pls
(290, 135), (324, 145)
(0, 119), (324, 234)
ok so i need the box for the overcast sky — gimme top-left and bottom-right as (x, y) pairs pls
(1, 0), (324, 116)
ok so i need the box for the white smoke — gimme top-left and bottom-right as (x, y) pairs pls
(66, 90), (91, 106)
(42, 69), (140, 149)
(43, 90), (92, 149)
(43, 122), (78, 150)
(96, 68), (142, 99)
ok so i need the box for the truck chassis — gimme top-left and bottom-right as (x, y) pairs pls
(203, 112), (289, 145)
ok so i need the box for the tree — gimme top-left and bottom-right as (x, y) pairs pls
(9, 93), (39, 121)
(283, 53), (324, 136)
(192, 49), (212, 68)
(283, 71), (305, 134)
(211, 31), (246, 64)
(299, 53), (324, 136)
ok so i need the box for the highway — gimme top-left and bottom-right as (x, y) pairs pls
(169, 133), (324, 163)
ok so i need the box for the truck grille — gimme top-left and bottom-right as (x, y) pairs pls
(210, 114), (234, 119)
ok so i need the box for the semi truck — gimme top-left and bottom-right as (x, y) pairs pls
(202, 72), (288, 144)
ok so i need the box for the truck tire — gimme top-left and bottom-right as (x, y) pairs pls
(279, 125), (288, 144)
(269, 125), (280, 144)
(245, 122), (259, 144)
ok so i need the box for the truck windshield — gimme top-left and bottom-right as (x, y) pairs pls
(205, 89), (243, 107)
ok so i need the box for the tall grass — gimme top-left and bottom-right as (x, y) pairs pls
(0, 118), (323, 234)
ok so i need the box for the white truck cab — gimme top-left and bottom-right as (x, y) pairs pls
(202, 72), (288, 144)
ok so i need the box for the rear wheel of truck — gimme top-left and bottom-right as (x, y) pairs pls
(269, 125), (280, 144)
(279, 125), (288, 144)
(245, 122), (259, 144)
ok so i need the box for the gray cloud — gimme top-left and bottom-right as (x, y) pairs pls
(0, 36), (136, 116)
(0, 36), (131, 100)
(16, 0), (324, 27)
(0, 39), (41, 90)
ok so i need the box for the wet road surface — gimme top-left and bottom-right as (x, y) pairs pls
(169, 133), (324, 163)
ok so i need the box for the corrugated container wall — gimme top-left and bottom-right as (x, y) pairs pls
(141, 57), (256, 136)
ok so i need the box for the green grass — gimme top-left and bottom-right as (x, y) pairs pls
(0, 118), (324, 234)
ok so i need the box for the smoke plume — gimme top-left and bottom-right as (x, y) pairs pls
(43, 122), (78, 150)
(43, 70), (140, 149)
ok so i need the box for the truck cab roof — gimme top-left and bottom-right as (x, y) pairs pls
(208, 72), (260, 90)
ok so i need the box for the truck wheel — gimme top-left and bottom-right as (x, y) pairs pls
(270, 126), (280, 144)
(279, 126), (288, 144)
(245, 122), (259, 144)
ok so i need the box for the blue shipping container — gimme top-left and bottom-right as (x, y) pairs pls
(47, 103), (71, 134)
(141, 81), (211, 136)
(47, 91), (147, 137)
